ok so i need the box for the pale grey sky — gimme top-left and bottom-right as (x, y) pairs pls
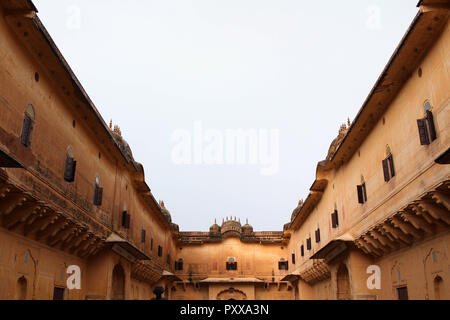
(33, 0), (419, 231)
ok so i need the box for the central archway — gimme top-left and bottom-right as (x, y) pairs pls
(112, 264), (125, 300)
(434, 276), (443, 300)
(15, 276), (27, 300)
(216, 288), (247, 300)
(337, 264), (351, 300)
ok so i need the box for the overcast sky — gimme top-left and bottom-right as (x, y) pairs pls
(33, 0), (419, 231)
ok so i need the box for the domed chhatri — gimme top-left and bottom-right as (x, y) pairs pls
(209, 219), (221, 235)
(110, 120), (135, 163)
(291, 199), (303, 222)
(242, 218), (254, 236)
(326, 121), (350, 161)
(159, 200), (172, 223)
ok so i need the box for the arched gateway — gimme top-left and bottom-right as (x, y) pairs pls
(112, 264), (125, 300)
(216, 288), (247, 300)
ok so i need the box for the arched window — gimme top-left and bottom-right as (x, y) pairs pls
(93, 175), (103, 206)
(121, 203), (130, 229)
(21, 104), (35, 147)
(331, 204), (339, 228)
(386, 145), (392, 156)
(315, 225), (321, 243)
(306, 236), (312, 250)
(382, 145), (395, 182)
(64, 146), (77, 182)
(434, 276), (443, 300)
(278, 258), (288, 270)
(226, 257), (237, 271)
(417, 101), (437, 145)
(357, 176), (367, 204)
(15, 276), (27, 300)
(175, 258), (184, 271)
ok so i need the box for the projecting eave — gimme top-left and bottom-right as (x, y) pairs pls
(310, 179), (328, 193)
(0, 147), (24, 168)
(310, 233), (355, 262)
(280, 269), (301, 282)
(329, 6), (449, 169)
(161, 270), (182, 282)
(105, 233), (152, 261)
(435, 147), (450, 165)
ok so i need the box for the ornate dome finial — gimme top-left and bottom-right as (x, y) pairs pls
(113, 124), (122, 137)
